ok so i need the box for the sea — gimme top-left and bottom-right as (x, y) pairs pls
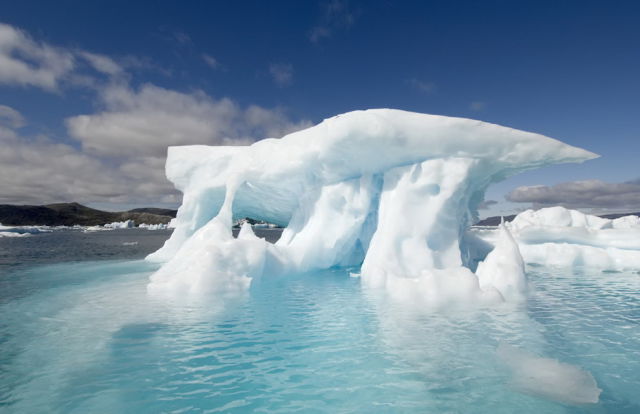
(1, 228), (639, 413)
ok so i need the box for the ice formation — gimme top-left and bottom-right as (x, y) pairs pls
(471, 206), (640, 270)
(0, 223), (52, 236)
(139, 223), (169, 230)
(104, 220), (135, 229)
(147, 109), (597, 302)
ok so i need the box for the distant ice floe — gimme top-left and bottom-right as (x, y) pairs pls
(138, 223), (169, 230)
(0, 231), (31, 238)
(145, 108), (599, 305)
(83, 225), (112, 232)
(0, 223), (52, 237)
(104, 220), (135, 229)
(470, 206), (640, 271)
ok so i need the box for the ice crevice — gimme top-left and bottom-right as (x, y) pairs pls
(147, 109), (598, 304)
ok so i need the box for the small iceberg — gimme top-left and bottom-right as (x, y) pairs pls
(470, 206), (640, 270)
(104, 220), (135, 229)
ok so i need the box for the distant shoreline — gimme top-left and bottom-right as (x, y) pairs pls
(0, 202), (177, 226)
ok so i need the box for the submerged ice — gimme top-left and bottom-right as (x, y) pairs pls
(147, 109), (598, 303)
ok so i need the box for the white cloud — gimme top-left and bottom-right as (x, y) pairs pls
(66, 83), (311, 157)
(202, 53), (219, 70)
(0, 104), (25, 128)
(309, 0), (357, 43)
(0, 115), (149, 204)
(0, 24), (312, 206)
(0, 23), (75, 90)
(79, 51), (124, 77)
(268, 63), (293, 86)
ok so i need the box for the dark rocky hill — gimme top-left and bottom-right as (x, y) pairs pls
(128, 207), (177, 218)
(0, 202), (177, 226)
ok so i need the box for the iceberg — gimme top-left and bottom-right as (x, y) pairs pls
(471, 206), (640, 270)
(146, 109), (597, 302)
(104, 220), (135, 229)
(139, 223), (169, 230)
(0, 223), (52, 236)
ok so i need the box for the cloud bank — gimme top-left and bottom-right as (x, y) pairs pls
(507, 179), (640, 211)
(0, 23), (311, 206)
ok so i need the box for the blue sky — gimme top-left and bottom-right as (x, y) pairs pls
(1, 0), (639, 216)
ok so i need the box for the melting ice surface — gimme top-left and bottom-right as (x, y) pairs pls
(147, 108), (598, 305)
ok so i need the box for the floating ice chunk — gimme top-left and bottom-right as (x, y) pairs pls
(146, 109), (597, 301)
(0, 231), (30, 237)
(83, 225), (112, 232)
(148, 188), (270, 295)
(471, 207), (640, 270)
(476, 224), (526, 301)
(0, 223), (51, 236)
(497, 343), (601, 405)
(509, 206), (612, 231)
(104, 220), (135, 229)
(612, 215), (640, 229)
(138, 223), (169, 230)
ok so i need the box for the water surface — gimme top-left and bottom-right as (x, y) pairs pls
(1, 230), (639, 413)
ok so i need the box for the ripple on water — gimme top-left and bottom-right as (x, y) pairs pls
(0, 261), (639, 412)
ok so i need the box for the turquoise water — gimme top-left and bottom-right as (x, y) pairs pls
(1, 231), (639, 413)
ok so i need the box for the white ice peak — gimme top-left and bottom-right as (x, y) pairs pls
(147, 109), (597, 303)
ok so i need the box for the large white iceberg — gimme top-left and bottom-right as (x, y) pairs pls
(471, 206), (640, 270)
(146, 109), (597, 303)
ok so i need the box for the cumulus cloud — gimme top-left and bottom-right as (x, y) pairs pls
(0, 109), (159, 205)
(1, 93), (311, 205)
(0, 22), (135, 93)
(0, 104), (25, 128)
(0, 24), (312, 205)
(309, 0), (357, 43)
(66, 83), (311, 157)
(61, 84), (310, 203)
(0, 23), (75, 90)
(506, 179), (640, 211)
(268, 63), (293, 86)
